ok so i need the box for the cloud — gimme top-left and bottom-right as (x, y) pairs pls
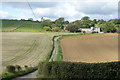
(2, 2), (58, 9)
(0, 10), (14, 19)
(1, 0), (119, 21)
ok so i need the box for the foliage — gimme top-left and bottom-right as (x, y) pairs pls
(43, 26), (51, 31)
(15, 65), (22, 71)
(65, 24), (79, 32)
(52, 27), (61, 32)
(117, 27), (120, 33)
(100, 22), (116, 33)
(55, 17), (64, 28)
(83, 31), (86, 34)
(109, 19), (120, 24)
(38, 61), (120, 79)
(2, 67), (37, 80)
(24, 65), (28, 70)
(40, 19), (53, 27)
(73, 17), (94, 28)
(6, 65), (15, 73)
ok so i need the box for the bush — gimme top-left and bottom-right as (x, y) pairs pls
(117, 27), (120, 33)
(82, 31), (86, 34)
(43, 26), (51, 31)
(24, 65), (28, 70)
(15, 65), (22, 71)
(38, 61), (120, 79)
(52, 27), (61, 32)
(100, 22), (116, 33)
(65, 24), (79, 32)
(2, 67), (37, 80)
(6, 65), (15, 73)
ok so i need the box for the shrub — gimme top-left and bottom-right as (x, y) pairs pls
(65, 24), (79, 32)
(117, 27), (120, 33)
(82, 31), (86, 34)
(15, 65), (22, 71)
(6, 65), (15, 73)
(24, 65), (28, 70)
(43, 26), (51, 31)
(52, 27), (61, 32)
(2, 67), (37, 80)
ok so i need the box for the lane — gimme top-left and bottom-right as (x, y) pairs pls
(13, 36), (59, 80)
(49, 37), (59, 61)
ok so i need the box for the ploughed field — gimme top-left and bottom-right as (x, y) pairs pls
(2, 32), (73, 72)
(60, 34), (118, 63)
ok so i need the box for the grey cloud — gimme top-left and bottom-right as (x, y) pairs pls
(1, 1), (118, 21)
(2, 2), (58, 9)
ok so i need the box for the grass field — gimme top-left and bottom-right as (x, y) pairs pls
(2, 32), (74, 73)
(13, 22), (46, 32)
(60, 34), (118, 63)
(2, 20), (25, 31)
(1, 20), (45, 32)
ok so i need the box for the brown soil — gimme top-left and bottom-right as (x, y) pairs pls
(60, 34), (118, 63)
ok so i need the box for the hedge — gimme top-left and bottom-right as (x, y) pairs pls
(38, 61), (120, 79)
(2, 67), (37, 80)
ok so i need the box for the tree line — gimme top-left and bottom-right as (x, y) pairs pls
(20, 16), (120, 33)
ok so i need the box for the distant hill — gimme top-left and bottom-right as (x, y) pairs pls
(1, 20), (46, 32)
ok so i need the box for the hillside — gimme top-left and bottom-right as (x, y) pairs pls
(2, 20), (46, 32)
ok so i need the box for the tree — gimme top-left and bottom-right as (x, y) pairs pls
(65, 24), (79, 32)
(15, 65), (22, 71)
(40, 19), (53, 27)
(55, 17), (64, 28)
(73, 16), (94, 28)
(43, 26), (51, 31)
(81, 16), (90, 21)
(28, 18), (33, 21)
(7, 65), (15, 73)
(63, 21), (69, 24)
(109, 19), (120, 24)
(100, 22), (116, 33)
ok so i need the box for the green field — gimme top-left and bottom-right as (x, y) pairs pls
(2, 20), (45, 32)
(2, 20), (24, 31)
(13, 22), (46, 32)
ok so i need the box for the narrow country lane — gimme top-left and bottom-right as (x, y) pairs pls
(13, 36), (59, 80)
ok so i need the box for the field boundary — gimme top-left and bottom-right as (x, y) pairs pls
(55, 33), (105, 61)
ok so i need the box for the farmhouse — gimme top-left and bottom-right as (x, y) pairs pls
(79, 27), (101, 33)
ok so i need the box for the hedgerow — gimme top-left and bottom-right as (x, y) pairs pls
(38, 61), (120, 79)
(2, 67), (37, 80)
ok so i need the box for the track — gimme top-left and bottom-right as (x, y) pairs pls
(13, 36), (59, 80)
(49, 37), (59, 61)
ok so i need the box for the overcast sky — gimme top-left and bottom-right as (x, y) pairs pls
(0, 0), (119, 22)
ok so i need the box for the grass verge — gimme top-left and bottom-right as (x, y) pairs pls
(1, 67), (37, 80)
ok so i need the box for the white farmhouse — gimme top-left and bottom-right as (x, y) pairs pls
(79, 27), (101, 33)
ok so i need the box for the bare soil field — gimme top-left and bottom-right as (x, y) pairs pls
(60, 34), (118, 63)
(2, 32), (74, 72)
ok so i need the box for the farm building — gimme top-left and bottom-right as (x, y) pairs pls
(79, 27), (101, 33)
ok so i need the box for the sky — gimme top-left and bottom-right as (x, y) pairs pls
(0, 0), (119, 22)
